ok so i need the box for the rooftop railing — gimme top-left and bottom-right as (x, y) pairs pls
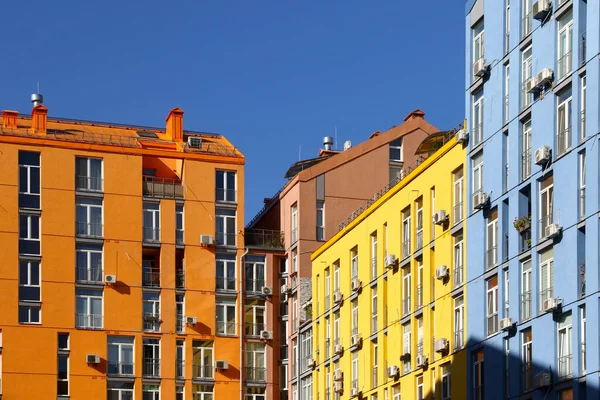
(143, 175), (183, 199)
(244, 229), (285, 249)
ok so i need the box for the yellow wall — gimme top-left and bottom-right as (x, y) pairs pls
(311, 137), (466, 400)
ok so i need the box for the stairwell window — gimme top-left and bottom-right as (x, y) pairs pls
(557, 89), (573, 156)
(19, 151), (41, 209)
(539, 175), (554, 239)
(521, 119), (531, 181)
(472, 21), (485, 80)
(19, 260), (41, 324)
(216, 208), (236, 247)
(316, 201), (325, 241)
(486, 276), (498, 336)
(521, 46), (533, 109)
(539, 249), (554, 312)
(557, 313), (572, 380)
(557, 10), (573, 81)
(472, 91), (484, 146)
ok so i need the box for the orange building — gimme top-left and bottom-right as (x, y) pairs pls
(0, 97), (263, 399)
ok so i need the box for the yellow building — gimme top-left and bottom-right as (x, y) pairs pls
(311, 130), (467, 400)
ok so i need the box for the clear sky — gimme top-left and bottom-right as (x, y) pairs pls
(0, 0), (464, 223)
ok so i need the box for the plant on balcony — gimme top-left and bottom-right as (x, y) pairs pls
(513, 214), (531, 232)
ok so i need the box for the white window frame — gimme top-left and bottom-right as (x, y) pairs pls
(193, 340), (214, 379)
(472, 155), (483, 199)
(453, 169), (464, 223)
(486, 214), (498, 268)
(76, 244), (103, 284)
(486, 277), (498, 336)
(216, 208), (236, 247)
(557, 313), (573, 379)
(142, 384), (160, 400)
(371, 233), (378, 281)
(316, 201), (325, 241)
(351, 247), (359, 280)
(402, 323), (411, 374)
(454, 296), (464, 350)
(176, 204), (184, 244)
(107, 337), (134, 376)
(579, 152), (586, 220)
(352, 352), (359, 389)
(504, 64), (510, 123)
(473, 350), (484, 400)
(107, 382), (134, 398)
(557, 11), (573, 80)
(473, 22), (485, 68)
(442, 363), (451, 400)
(402, 268), (411, 317)
(454, 234), (464, 287)
(402, 210), (411, 258)
(216, 170), (237, 203)
(539, 250), (554, 310)
(417, 375), (424, 400)
(333, 262), (340, 291)
(143, 202), (160, 242)
(521, 46), (533, 109)
(19, 151), (41, 208)
(580, 307), (586, 374)
(351, 299), (359, 335)
(505, 0), (511, 51)
(504, 269), (510, 317)
(325, 268), (331, 309)
(75, 156), (102, 191)
(216, 298), (236, 335)
(540, 178), (554, 237)
(245, 302), (266, 337)
(522, 0), (532, 37)
(143, 292), (161, 332)
(193, 384), (214, 400)
(472, 91), (484, 146)
(581, 75), (586, 140)
(19, 213), (40, 254)
(291, 204), (298, 243)
(76, 289), (103, 329)
(521, 260), (532, 320)
(372, 286), (378, 333)
(522, 329), (532, 389)
(521, 118), (532, 180)
(216, 254), (236, 291)
(245, 258), (266, 293)
(557, 93), (573, 155)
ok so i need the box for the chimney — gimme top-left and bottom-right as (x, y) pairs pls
(403, 109), (426, 122)
(166, 107), (184, 142)
(2, 110), (18, 129)
(31, 104), (48, 135)
(323, 136), (334, 151)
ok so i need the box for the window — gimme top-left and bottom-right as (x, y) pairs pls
(246, 343), (266, 381)
(246, 387), (267, 400)
(416, 260), (423, 308)
(325, 268), (331, 310)
(352, 352), (359, 389)
(521, 260), (532, 320)
(472, 21), (485, 77)
(372, 342), (378, 388)
(216, 208), (236, 247)
(557, 89), (573, 155)
(143, 202), (160, 242)
(216, 298), (236, 335)
(557, 10), (573, 80)
(416, 317), (424, 357)
(372, 286), (378, 334)
(416, 375), (424, 400)
(557, 313), (572, 379)
(325, 316), (331, 358)
(107, 382), (134, 399)
(176, 339), (185, 378)
(333, 312), (340, 345)
(505, 0), (511, 52)
(473, 349), (484, 400)
(351, 299), (359, 337)
(580, 307), (586, 374)
(402, 323), (411, 374)
(580, 75), (586, 141)
(389, 137), (403, 162)
(521, 0), (532, 38)
(176, 294), (185, 333)
(19, 213), (40, 255)
(504, 64), (510, 123)
(176, 204), (184, 245)
(76, 244), (103, 284)
(521, 328), (532, 390)
(472, 91), (484, 146)
(143, 338), (160, 378)
(402, 268), (411, 317)
(504, 269), (510, 317)
(486, 209), (498, 269)
(142, 255), (160, 287)
(539, 248), (554, 310)
(245, 300), (266, 337)
(108, 336), (134, 376)
(453, 234), (464, 287)
(454, 296), (464, 350)
(76, 157), (102, 192)
(416, 198), (423, 250)
(192, 340), (214, 379)
(453, 168), (464, 224)
(291, 249), (298, 275)
(143, 292), (161, 332)
(57, 333), (69, 397)
(504, 339), (510, 398)
(142, 384), (160, 400)
(316, 201), (325, 241)
(371, 233), (378, 281)
(301, 329), (312, 371)
(441, 363), (451, 400)
(76, 197), (103, 238)
(402, 208), (411, 258)
(216, 254), (236, 291)
(216, 170), (236, 202)
(539, 175), (554, 239)
(291, 204), (298, 243)
(521, 118), (531, 180)
(393, 385), (401, 400)
(579, 152), (586, 220)
(521, 46), (533, 109)
(192, 384), (214, 400)
(75, 288), (102, 329)
(176, 385), (184, 400)
(246, 255), (266, 293)
(486, 276), (498, 336)
(430, 188), (435, 241)
(472, 153), (483, 206)
(19, 151), (40, 209)
(351, 247), (359, 280)
(19, 260), (41, 324)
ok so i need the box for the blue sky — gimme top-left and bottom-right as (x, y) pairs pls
(0, 0), (464, 223)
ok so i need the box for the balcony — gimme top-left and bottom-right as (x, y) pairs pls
(245, 322), (266, 337)
(176, 268), (185, 289)
(108, 361), (134, 377)
(244, 229), (285, 249)
(193, 364), (214, 380)
(143, 227), (161, 244)
(557, 126), (571, 156)
(486, 246), (497, 270)
(216, 277), (236, 292)
(453, 202), (463, 225)
(216, 188), (236, 203)
(472, 123), (483, 147)
(246, 279), (266, 294)
(521, 291), (532, 321)
(176, 360), (185, 379)
(454, 265), (463, 288)
(143, 313), (161, 332)
(76, 175), (103, 192)
(521, 12), (532, 38)
(142, 175), (183, 199)
(416, 285), (423, 309)
(402, 239), (410, 260)
(76, 313), (103, 329)
(522, 362), (533, 391)
(454, 329), (464, 350)
(245, 366), (266, 382)
(402, 297), (411, 317)
(76, 222), (103, 239)
(143, 266), (160, 288)
(76, 266), (103, 285)
(558, 354), (573, 380)
(143, 358), (160, 378)
(557, 51), (572, 81)
(521, 149), (531, 181)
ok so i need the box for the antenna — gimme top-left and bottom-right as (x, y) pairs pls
(37, 82), (40, 94)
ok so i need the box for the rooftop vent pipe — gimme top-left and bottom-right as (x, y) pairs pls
(323, 136), (334, 151)
(31, 93), (43, 107)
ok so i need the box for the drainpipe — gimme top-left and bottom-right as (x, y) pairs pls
(239, 247), (249, 400)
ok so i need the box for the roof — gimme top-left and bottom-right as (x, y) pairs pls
(415, 130), (454, 155)
(284, 155), (332, 179)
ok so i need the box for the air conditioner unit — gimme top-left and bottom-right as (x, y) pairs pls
(435, 265), (449, 280)
(280, 284), (289, 294)
(434, 338), (449, 354)
(350, 334), (362, 348)
(542, 297), (561, 313)
(385, 254), (397, 269)
(473, 191), (488, 210)
(433, 210), (448, 225)
(533, 0), (552, 20)
(534, 372), (551, 389)
(104, 274), (117, 284)
(187, 136), (203, 148)
(456, 129), (469, 144)
(307, 358), (317, 369)
(86, 354), (101, 364)
(526, 78), (537, 93)
(333, 369), (344, 381)
(400, 352), (411, 361)
(261, 286), (273, 296)
(536, 68), (554, 87)
(215, 360), (229, 370)
(387, 365), (400, 379)
(351, 388), (362, 398)
(200, 235), (214, 245)
(334, 381), (344, 393)
(545, 223), (561, 239)
(534, 146), (551, 165)
(351, 278), (362, 292)
(334, 343), (344, 355)
(416, 354), (428, 368)
(185, 316), (197, 325)
(474, 58), (489, 77)
(500, 317), (515, 331)
(260, 330), (273, 340)
(333, 290), (343, 304)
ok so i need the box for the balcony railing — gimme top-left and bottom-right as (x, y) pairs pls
(557, 126), (571, 156)
(216, 321), (236, 335)
(558, 354), (573, 380)
(540, 288), (554, 311)
(244, 229), (285, 249)
(143, 227), (160, 243)
(580, 188), (585, 220)
(522, 362), (533, 391)
(108, 361), (134, 376)
(505, 32), (510, 54)
(176, 315), (185, 333)
(519, 229), (531, 253)
(581, 341), (586, 374)
(216, 188), (236, 203)
(454, 265), (463, 288)
(521, 291), (532, 321)
(539, 213), (554, 240)
(580, 110), (586, 142)
(76, 175), (103, 192)
(522, 12), (532, 38)
(486, 246), (497, 270)
(504, 95), (509, 124)
(416, 285), (423, 309)
(521, 80), (533, 110)
(176, 268), (185, 289)
(216, 277), (236, 291)
(454, 329), (464, 350)
(521, 149), (531, 181)
(402, 297), (411, 317)
(504, 163), (509, 193)
(143, 175), (183, 199)
(216, 231), (235, 247)
(143, 358), (160, 377)
(245, 322), (265, 337)
(176, 360), (185, 378)
(372, 313), (378, 334)
(143, 313), (161, 332)
(291, 227), (298, 244)
(402, 239), (410, 259)
(143, 267), (160, 287)
(371, 257), (377, 281)
(453, 202), (463, 225)
(245, 367), (266, 381)
(557, 51), (572, 81)
(76, 313), (103, 329)
(486, 312), (498, 336)
(193, 364), (214, 380)
(246, 279), (266, 294)
(472, 123), (483, 147)
(76, 266), (103, 284)
(76, 222), (103, 239)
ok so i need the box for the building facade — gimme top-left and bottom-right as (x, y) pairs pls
(0, 103), (252, 399)
(465, 0), (599, 399)
(245, 110), (442, 400)
(311, 132), (467, 400)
